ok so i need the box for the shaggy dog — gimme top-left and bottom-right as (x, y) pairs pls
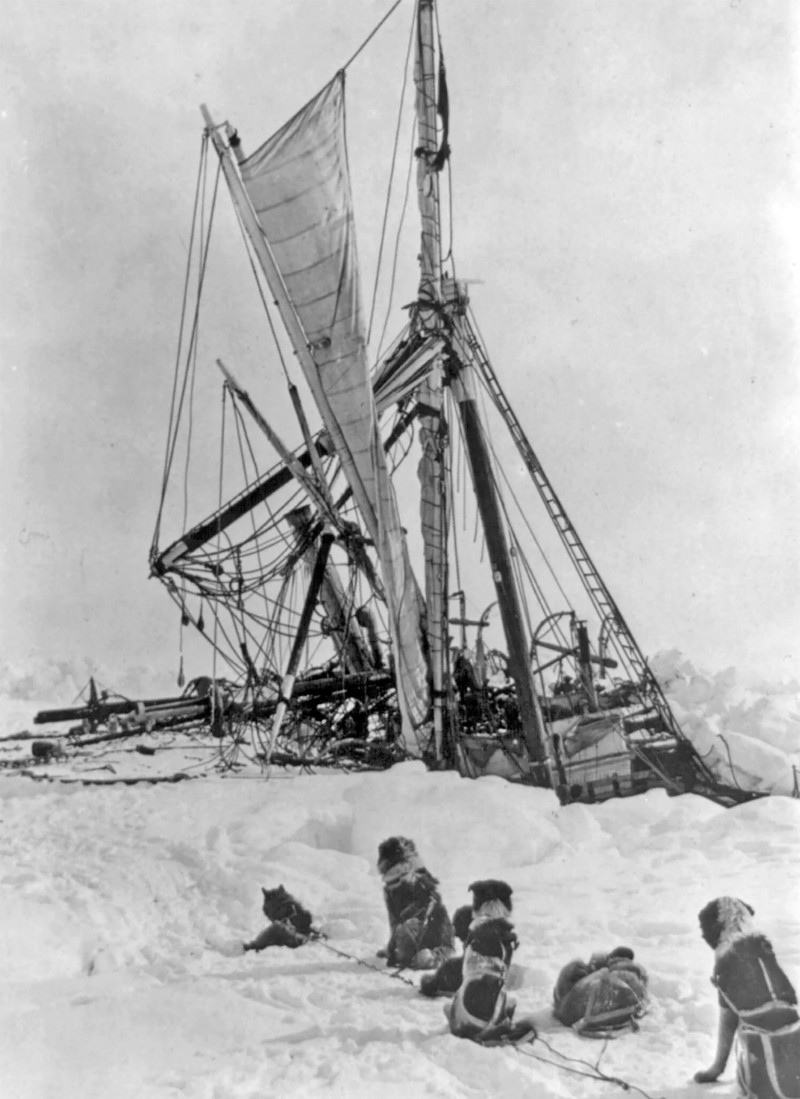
(695, 897), (800, 1098)
(445, 880), (535, 1044)
(552, 946), (648, 1034)
(469, 879), (514, 920)
(420, 879), (514, 998)
(453, 903), (475, 945)
(419, 904), (473, 996)
(376, 837), (455, 969)
(243, 885), (321, 951)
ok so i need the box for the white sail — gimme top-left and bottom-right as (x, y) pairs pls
(239, 74), (430, 742)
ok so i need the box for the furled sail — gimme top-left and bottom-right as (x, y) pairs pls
(238, 73), (430, 745)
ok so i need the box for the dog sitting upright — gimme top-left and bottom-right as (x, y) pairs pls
(695, 897), (800, 1099)
(243, 885), (321, 952)
(419, 904), (473, 996)
(377, 836), (455, 970)
(421, 878), (514, 997)
(446, 879), (536, 1044)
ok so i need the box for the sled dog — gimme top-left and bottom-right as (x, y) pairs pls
(695, 896), (800, 1099)
(377, 836), (455, 970)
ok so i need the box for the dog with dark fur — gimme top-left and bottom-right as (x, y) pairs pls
(446, 879), (535, 1044)
(377, 836), (455, 970)
(420, 879), (514, 998)
(695, 896), (800, 1098)
(553, 945), (648, 1033)
(243, 885), (321, 951)
(469, 879), (514, 920)
(419, 904), (473, 997)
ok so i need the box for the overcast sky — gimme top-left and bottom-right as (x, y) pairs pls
(1, 0), (798, 693)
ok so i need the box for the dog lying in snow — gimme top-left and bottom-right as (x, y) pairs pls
(420, 879), (514, 997)
(376, 836), (455, 969)
(243, 885), (323, 951)
(552, 946), (648, 1034)
(695, 896), (800, 1099)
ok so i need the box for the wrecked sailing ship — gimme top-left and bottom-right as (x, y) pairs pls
(126, 0), (754, 805)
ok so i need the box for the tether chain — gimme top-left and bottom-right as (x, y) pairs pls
(265, 921), (663, 1091)
(313, 936), (417, 988)
(271, 920), (417, 988)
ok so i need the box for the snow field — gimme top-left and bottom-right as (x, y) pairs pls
(0, 759), (798, 1098)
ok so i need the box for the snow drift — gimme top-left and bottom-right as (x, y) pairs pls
(0, 654), (798, 1098)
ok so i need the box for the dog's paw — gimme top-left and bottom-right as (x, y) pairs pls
(693, 1068), (721, 1084)
(376, 947), (388, 958)
(419, 973), (441, 997)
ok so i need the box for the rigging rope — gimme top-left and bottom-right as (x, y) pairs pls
(340, 0), (405, 73)
(366, 1), (417, 346)
(159, 165), (221, 531)
(230, 200), (294, 388)
(431, 4), (455, 272)
(375, 119), (419, 360)
(181, 145), (215, 542)
(151, 134), (213, 555)
(469, 314), (575, 619)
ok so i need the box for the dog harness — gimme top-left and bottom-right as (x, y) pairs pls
(713, 935), (800, 1099)
(714, 935), (798, 1028)
(553, 953), (648, 1035)
(733, 1019), (800, 1099)
(449, 950), (511, 1039)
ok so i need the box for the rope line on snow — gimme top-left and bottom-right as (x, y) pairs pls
(264, 923), (662, 1092)
(313, 937), (417, 987)
(263, 923), (418, 987)
(510, 1036), (665, 1098)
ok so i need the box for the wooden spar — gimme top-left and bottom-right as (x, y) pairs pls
(285, 506), (374, 675)
(266, 529), (336, 759)
(288, 383), (331, 504)
(414, 0), (450, 761)
(450, 362), (547, 765)
(154, 404), (421, 574)
(215, 359), (385, 601)
(532, 637), (617, 670)
(151, 448), (324, 573)
(575, 619), (599, 710)
(215, 360), (340, 528)
(199, 102), (381, 546)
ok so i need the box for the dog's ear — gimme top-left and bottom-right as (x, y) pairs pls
(452, 905), (473, 943)
(262, 887), (268, 897)
(698, 899), (722, 948)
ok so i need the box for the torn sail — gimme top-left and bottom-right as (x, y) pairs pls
(239, 74), (430, 745)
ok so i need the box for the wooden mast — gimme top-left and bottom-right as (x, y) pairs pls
(414, 0), (451, 762)
(412, 2), (547, 767)
(449, 311), (547, 766)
